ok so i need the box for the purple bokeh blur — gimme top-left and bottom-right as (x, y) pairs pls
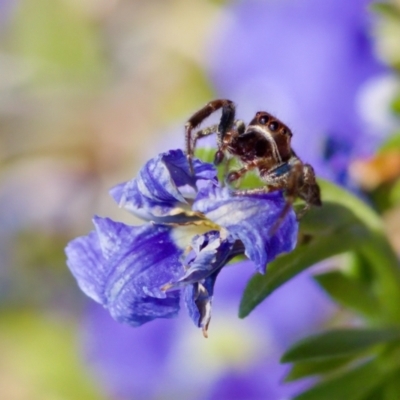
(0, 0), (14, 26)
(83, 260), (334, 400)
(207, 0), (386, 185)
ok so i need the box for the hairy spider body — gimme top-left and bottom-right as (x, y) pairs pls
(185, 99), (322, 220)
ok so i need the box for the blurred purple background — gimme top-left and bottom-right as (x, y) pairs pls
(0, 0), (399, 399)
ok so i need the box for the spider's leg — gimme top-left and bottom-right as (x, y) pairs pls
(190, 121), (241, 171)
(215, 119), (245, 166)
(230, 159), (280, 196)
(300, 163), (322, 208)
(296, 202), (311, 220)
(225, 162), (258, 189)
(269, 161), (303, 234)
(225, 166), (247, 189)
(185, 99), (235, 172)
(216, 100), (236, 147)
(192, 123), (219, 156)
(232, 186), (270, 196)
(271, 160), (321, 233)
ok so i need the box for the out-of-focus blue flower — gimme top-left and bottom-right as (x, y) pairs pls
(66, 149), (298, 335)
(207, 0), (386, 185)
(83, 264), (334, 400)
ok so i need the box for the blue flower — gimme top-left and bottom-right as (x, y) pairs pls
(65, 149), (298, 335)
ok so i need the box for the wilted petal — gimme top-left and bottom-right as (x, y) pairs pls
(167, 230), (236, 288)
(161, 230), (237, 334)
(165, 230), (237, 335)
(193, 185), (298, 273)
(184, 268), (221, 335)
(110, 149), (217, 221)
(66, 216), (185, 326)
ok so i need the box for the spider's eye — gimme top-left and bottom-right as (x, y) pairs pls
(268, 121), (279, 131)
(259, 116), (269, 125)
(281, 127), (291, 136)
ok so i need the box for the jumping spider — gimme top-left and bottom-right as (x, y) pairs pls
(185, 99), (322, 224)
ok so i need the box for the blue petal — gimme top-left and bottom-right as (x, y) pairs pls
(165, 230), (236, 289)
(193, 185), (298, 273)
(66, 217), (185, 326)
(66, 230), (107, 304)
(165, 230), (236, 335)
(184, 268), (221, 334)
(110, 149), (217, 221)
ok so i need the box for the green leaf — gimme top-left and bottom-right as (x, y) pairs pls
(314, 271), (381, 319)
(239, 180), (400, 321)
(293, 345), (400, 400)
(380, 371), (400, 400)
(285, 356), (354, 382)
(293, 360), (389, 400)
(281, 328), (400, 363)
(363, 343), (400, 400)
(362, 387), (385, 400)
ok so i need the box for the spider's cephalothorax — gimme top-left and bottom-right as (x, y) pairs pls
(185, 99), (322, 221)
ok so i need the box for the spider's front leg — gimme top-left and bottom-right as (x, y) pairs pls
(298, 163), (322, 214)
(185, 99), (235, 172)
(225, 162), (259, 189)
(271, 160), (322, 219)
(264, 159), (321, 232)
(191, 123), (219, 159)
(225, 167), (248, 189)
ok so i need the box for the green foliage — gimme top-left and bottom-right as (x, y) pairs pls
(281, 328), (400, 362)
(193, 146), (400, 398)
(284, 356), (354, 382)
(314, 271), (381, 319)
(292, 358), (398, 400)
(239, 180), (400, 322)
(236, 178), (400, 398)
